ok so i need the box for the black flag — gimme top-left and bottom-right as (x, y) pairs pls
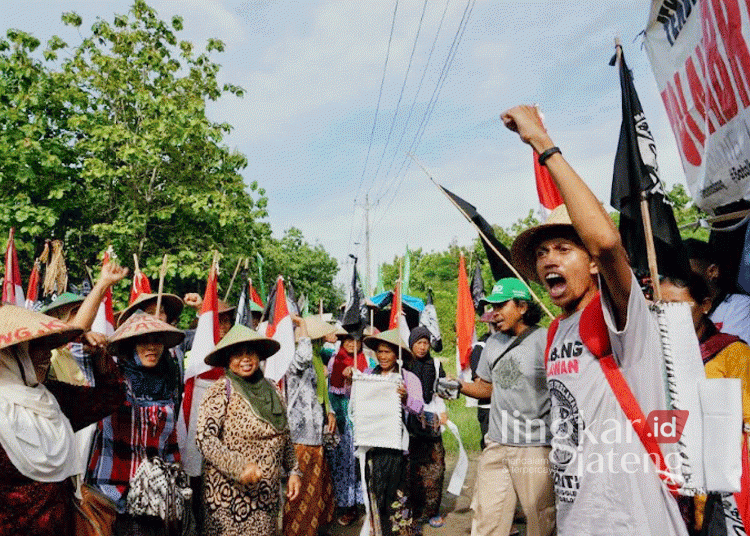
(470, 261), (485, 315)
(610, 47), (689, 279)
(438, 185), (516, 281)
(341, 256), (365, 331)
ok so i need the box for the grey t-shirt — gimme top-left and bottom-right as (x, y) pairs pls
(476, 327), (551, 446)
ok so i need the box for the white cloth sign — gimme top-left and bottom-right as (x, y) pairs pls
(644, 0), (750, 212)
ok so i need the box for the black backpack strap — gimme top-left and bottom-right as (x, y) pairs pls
(490, 325), (539, 372)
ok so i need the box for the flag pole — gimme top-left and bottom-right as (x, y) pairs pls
(133, 253), (140, 274)
(224, 257), (243, 301)
(615, 39), (661, 300)
(319, 297), (324, 315)
(155, 254), (168, 319)
(410, 154), (554, 319)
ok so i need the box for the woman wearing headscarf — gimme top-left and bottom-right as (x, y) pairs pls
(405, 326), (448, 528)
(0, 303), (127, 536)
(361, 329), (424, 536)
(282, 315), (338, 536)
(327, 328), (367, 525)
(86, 312), (186, 535)
(196, 324), (301, 536)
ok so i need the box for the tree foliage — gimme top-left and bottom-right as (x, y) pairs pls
(260, 228), (343, 313)
(1, 2), (272, 299)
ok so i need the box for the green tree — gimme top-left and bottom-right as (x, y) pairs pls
(260, 228), (343, 313)
(0, 2), (271, 301)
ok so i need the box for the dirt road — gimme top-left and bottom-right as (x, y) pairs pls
(324, 452), (528, 536)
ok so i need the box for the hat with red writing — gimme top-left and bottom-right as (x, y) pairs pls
(0, 304), (83, 352)
(108, 311), (185, 355)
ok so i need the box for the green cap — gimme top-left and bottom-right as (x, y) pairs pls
(480, 278), (530, 305)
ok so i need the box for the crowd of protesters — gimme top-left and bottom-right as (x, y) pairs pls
(2, 104), (750, 536)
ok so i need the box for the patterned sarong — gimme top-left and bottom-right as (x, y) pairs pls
(283, 444), (335, 536)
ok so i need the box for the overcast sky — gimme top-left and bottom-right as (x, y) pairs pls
(4, 1), (683, 290)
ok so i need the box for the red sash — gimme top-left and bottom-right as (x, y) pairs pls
(545, 294), (679, 497)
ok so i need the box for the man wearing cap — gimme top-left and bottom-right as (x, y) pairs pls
(502, 105), (688, 535)
(459, 278), (554, 536)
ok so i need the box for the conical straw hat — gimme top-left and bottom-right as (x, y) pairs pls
(363, 328), (413, 359)
(108, 312), (185, 355)
(0, 304), (83, 352)
(204, 324), (280, 367)
(301, 315), (337, 341)
(510, 204), (576, 282)
(117, 293), (184, 327)
(40, 292), (85, 316)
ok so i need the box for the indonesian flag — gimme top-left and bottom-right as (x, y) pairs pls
(388, 279), (410, 347)
(533, 109), (564, 218)
(25, 260), (41, 310)
(455, 253), (475, 383)
(2, 228), (24, 307)
(179, 259), (223, 477)
(91, 248), (115, 336)
(260, 276), (293, 383)
(129, 271), (152, 304)
(534, 150), (564, 218)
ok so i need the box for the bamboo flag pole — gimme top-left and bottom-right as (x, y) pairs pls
(155, 254), (168, 318)
(319, 297), (324, 315)
(614, 39), (661, 300)
(224, 257), (243, 301)
(133, 253), (140, 274)
(397, 258), (403, 365)
(410, 154), (554, 319)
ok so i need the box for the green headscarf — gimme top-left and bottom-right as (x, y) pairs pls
(226, 369), (287, 431)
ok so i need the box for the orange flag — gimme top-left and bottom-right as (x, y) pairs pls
(455, 253), (475, 381)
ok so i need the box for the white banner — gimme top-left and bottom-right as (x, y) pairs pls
(644, 0), (750, 213)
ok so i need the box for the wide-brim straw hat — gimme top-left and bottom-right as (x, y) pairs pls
(118, 293), (184, 327)
(108, 312), (185, 355)
(301, 315), (337, 341)
(363, 328), (413, 360)
(40, 292), (85, 316)
(510, 204), (577, 282)
(204, 324), (280, 368)
(0, 304), (83, 354)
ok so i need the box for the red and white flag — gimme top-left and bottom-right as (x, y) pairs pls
(129, 271), (152, 305)
(179, 258), (223, 477)
(25, 260), (41, 310)
(259, 276), (293, 383)
(534, 150), (564, 218)
(388, 279), (410, 349)
(455, 253), (475, 383)
(91, 248), (115, 336)
(533, 109), (564, 218)
(2, 228), (25, 307)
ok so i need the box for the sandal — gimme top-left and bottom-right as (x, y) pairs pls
(428, 515), (446, 528)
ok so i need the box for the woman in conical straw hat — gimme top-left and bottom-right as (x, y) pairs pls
(0, 304), (127, 536)
(195, 324), (301, 536)
(282, 315), (339, 536)
(327, 324), (367, 525)
(360, 328), (424, 536)
(86, 312), (186, 535)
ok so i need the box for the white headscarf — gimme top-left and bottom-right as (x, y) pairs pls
(0, 343), (77, 482)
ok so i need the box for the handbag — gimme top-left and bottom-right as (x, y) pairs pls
(126, 456), (193, 522)
(73, 483), (117, 536)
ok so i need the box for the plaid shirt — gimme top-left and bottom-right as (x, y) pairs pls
(87, 381), (181, 512)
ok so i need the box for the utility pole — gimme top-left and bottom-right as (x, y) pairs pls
(364, 193), (371, 296)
